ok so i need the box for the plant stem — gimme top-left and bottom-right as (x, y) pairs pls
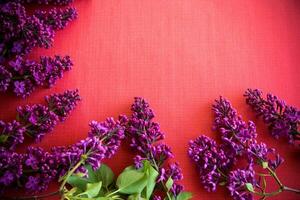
(265, 166), (283, 187)
(59, 158), (85, 192)
(283, 186), (300, 194)
(230, 131), (300, 197)
(149, 150), (172, 200)
(252, 188), (282, 197)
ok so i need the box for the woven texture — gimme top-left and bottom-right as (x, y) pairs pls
(0, 0), (299, 199)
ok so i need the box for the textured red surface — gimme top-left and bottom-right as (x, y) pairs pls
(1, 0), (299, 199)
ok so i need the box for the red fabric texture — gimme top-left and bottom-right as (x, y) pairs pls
(0, 0), (299, 199)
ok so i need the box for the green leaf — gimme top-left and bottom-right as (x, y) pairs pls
(261, 161), (268, 169)
(79, 182), (102, 198)
(245, 183), (254, 192)
(142, 161), (159, 199)
(128, 194), (146, 200)
(85, 165), (98, 183)
(176, 192), (193, 200)
(116, 168), (148, 194)
(95, 164), (114, 187)
(165, 177), (174, 191)
(95, 198), (109, 200)
(66, 175), (90, 191)
(123, 165), (138, 172)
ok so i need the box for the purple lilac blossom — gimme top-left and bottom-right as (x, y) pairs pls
(0, 90), (80, 150)
(212, 97), (257, 160)
(0, 120), (25, 150)
(0, 148), (23, 190)
(227, 169), (255, 200)
(0, 66), (12, 92)
(244, 88), (300, 143)
(45, 89), (81, 121)
(126, 97), (184, 198)
(189, 96), (285, 199)
(188, 135), (231, 192)
(9, 0), (74, 5)
(0, 117), (125, 194)
(23, 147), (58, 192)
(17, 104), (59, 141)
(88, 116), (127, 159)
(0, 2), (76, 62)
(1, 55), (73, 98)
(34, 7), (77, 30)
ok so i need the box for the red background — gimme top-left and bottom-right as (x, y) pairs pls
(1, 0), (299, 199)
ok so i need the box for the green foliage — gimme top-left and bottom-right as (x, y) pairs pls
(62, 161), (192, 200)
(165, 177), (174, 191)
(175, 192), (193, 200)
(116, 160), (159, 197)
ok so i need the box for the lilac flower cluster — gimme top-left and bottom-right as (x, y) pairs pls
(88, 116), (127, 159)
(126, 97), (184, 198)
(0, 1), (77, 97)
(0, 2), (77, 60)
(0, 55), (73, 98)
(8, 0), (74, 5)
(34, 7), (77, 30)
(244, 89), (300, 143)
(45, 89), (80, 121)
(0, 89), (80, 149)
(188, 97), (284, 200)
(188, 135), (231, 192)
(0, 120), (25, 150)
(0, 117), (126, 194)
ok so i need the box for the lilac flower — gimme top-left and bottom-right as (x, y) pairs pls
(0, 66), (12, 92)
(0, 90), (80, 149)
(227, 169), (255, 200)
(127, 97), (185, 198)
(1, 55), (73, 97)
(45, 89), (81, 121)
(10, 0), (74, 5)
(188, 135), (231, 192)
(212, 97), (257, 160)
(189, 96), (289, 199)
(39, 55), (73, 87)
(158, 162), (183, 183)
(23, 147), (58, 193)
(133, 155), (145, 169)
(244, 89), (300, 143)
(170, 183), (184, 197)
(247, 142), (283, 170)
(13, 79), (35, 98)
(150, 143), (173, 164)
(24, 15), (54, 49)
(35, 7), (77, 30)
(0, 120), (25, 150)
(0, 117), (126, 194)
(50, 144), (83, 177)
(0, 2), (26, 42)
(0, 148), (23, 188)
(74, 136), (107, 170)
(0, 2), (76, 61)
(88, 116), (126, 159)
(127, 97), (165, 157)
(166, 163), (183, 181)
(17, 104), (59, 141)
